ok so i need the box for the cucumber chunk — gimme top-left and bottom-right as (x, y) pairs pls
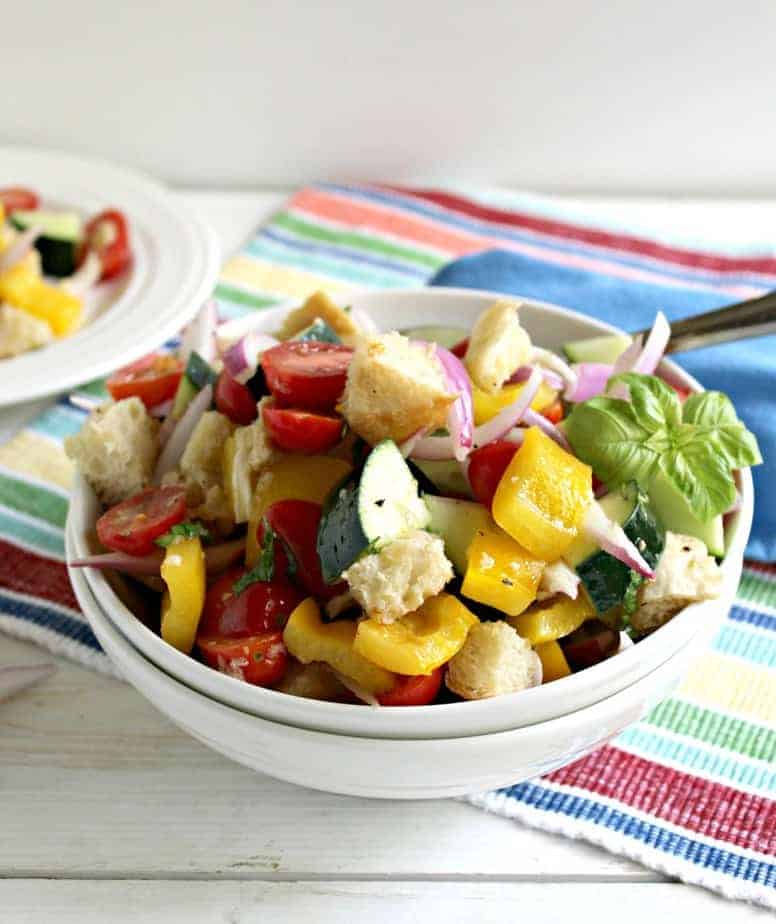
(171, 351), (217, 418)
(399, 325), (468, 349)
(317, 440), (430, 582)
(11, 210), (83, 277)
(648, 468), (724, 557)
(562, 333), (632, 365)
(412, 458), (473, 498)
(424, 495), (491, 574)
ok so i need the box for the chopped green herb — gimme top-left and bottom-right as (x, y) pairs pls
(155, 521), (211, 548)
(233, 519), (275, 594)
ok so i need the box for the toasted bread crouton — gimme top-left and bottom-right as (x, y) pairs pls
(341, 332), (457, 445)
(464, 299), (532, 394)
(223, 399), (277, 523)
(64, 398), (159, 505)
(0, 304), (53, 358)
(343, 530), (452, 624)
(446, 621), (542, 700)
(633, 532), (723, 635)
(277, 291), (360, 343)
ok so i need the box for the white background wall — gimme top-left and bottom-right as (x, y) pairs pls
(2, 1), (774, 193)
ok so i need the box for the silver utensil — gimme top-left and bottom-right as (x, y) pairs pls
(634, 289), (776, 353)
(0, 663), (56, 702)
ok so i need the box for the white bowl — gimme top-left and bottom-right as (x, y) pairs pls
(67, 288), (752, 740)
(68, 550), (713, 799)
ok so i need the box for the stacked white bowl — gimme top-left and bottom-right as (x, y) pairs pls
(65, 290), (753, 799)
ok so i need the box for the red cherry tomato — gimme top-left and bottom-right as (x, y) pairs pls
(96, 485), (187, 556)
(467, 440), (519, 508)
(198, 631), (288, 686)
(541, 399), (564, 424)
(264, 499), (345, 600)
(198, 570), (304, 640)
(262, 405), (343, 454)
(450, 337), (469, 359)
(106, 353), (184, 409)
(377, 667), (444, 706)
(261, 341), (353, 411)
(79, 208), (131, 280)
(0, 187), (40, 212)
(215, 370), (258, 425)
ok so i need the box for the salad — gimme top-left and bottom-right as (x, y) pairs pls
(66, 292), (761, 707)
(0, 186), (132, 358)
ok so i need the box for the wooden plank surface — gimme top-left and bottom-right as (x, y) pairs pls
(0, 881), (769, 924)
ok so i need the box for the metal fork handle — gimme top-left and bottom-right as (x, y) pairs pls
(633, 289), (776, 353)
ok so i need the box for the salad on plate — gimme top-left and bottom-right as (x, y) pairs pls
(0, 186), (132, 358)
(66, 292), (760, 706)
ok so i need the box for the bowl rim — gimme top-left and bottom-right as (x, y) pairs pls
(66, 287), (753, 734)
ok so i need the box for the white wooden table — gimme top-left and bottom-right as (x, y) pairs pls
(1, 192), (772, 923)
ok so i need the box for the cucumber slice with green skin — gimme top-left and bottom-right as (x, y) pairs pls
(399, 325), (468, 349)
(424, 495), (491, 574)
(11, 210), (83, 277)
(562, 333), (632, 365)
(293, 317), (342, 344)
(412, 458), (473, 498)
(171, 351), (217, 418)
(648, 468), (724, 556)
(317, 440), (430, 583)
(564, 486), (664, 615)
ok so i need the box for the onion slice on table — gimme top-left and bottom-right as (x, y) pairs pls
(583, 500), (655, 579)
(223, 331), (278, 384)
(435, 345), (473, 462)
(152, 384), (213, 482)
(0, 226), (40, 274)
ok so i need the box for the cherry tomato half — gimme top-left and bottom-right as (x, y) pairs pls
(0, 187), (40, 212)
(264, 500), (345, 600)
(79, 208), (131, 280)
(215, 370), (258, 425)
(198, 631), (288, 686)
(198, 570), (304, 640)
(377, 667), (444, 706)
(262, 405), (343, 454)
(467, 440), (518, 508)
(450, 337), (469, 359)
(261, 341), (353, 411)
(106, 353), (184, 409)
(96, 485), (187, 556)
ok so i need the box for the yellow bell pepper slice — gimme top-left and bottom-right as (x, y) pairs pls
(534, 640), (572, 683)
(160, 538), (206, 654)
(353, 593), (478, 675)
(246, 455), (352, 565)
(461, 524), (544, 616)
(283, 598), (395, 693)
(0, 263), (82, 337)
(508, 592), (593, 645)
(492, 426), (592, 560)
(472, 380), (557, 426)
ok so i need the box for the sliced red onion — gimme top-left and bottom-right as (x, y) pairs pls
(399, 427), (430, 458)
(617, 632), (635, 654)
(502, 427), (527, 446)
(62, 250), (102, 296)
(180, 299), (217, 365)
(223, 331), (278, 384)
(522, 407), (571, 451)
(508, 365), (564, 391)
(409, 433), (456, 460)
(0, 226), (40, 274)
(531, 347), (579, 397)
(435, 345), (473, 462)
(148, 399), (173, 419)
(152, 383), (213, 483)
(471, 367), (542, 448)
(157, 412), (177, 448)
(565, 362), (614, 402)
(70, 539), (246, 577)
(0, 662), (55, 701)
(583, 500), (655, 579)
(538, 560), (580, 600)
(609, 312), (670, 399)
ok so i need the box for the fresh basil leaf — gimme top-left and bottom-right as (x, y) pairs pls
(622, 570), (644, 619)
(682, 391), (763, 468)
(607, 373), (681, 432)
(155, 521), (211, 548)
(233, 519), (275, 594)
(660, 441), (737, 522)
(564, 397), (658, 487)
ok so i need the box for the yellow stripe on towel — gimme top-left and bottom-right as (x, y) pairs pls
(220, 254), (356, 300)
(678, 651), (776, 725)
(0, 431), (73, 491)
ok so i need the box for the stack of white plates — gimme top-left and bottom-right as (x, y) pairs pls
(66, 290), (753, 799)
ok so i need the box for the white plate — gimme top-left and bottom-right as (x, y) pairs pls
(0, 145), (220, 405)
(67, 288), (752, 740)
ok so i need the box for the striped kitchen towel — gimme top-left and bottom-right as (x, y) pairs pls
(0, 184), (774, 907)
